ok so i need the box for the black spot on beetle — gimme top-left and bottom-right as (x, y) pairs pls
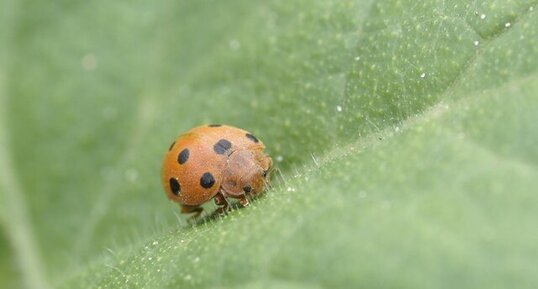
(213, 139), (232, 155)
(168, 141), (176, 151)
(177, 148), (190, 165)
(245, 133), (259, 143)
(208, 124), (222, 127)
(243, 185), (252, 193)
(169, 178), (181, 196)
(200, 172), (216, 189)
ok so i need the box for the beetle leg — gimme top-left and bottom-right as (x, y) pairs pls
(213, 192), (230, 214)
(238, 194), (250, 207)
(181, 204), (203, 218)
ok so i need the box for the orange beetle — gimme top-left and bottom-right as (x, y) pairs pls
(162, 124), (272, 216)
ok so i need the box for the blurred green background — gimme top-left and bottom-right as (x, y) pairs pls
(1, 0), (537, 288)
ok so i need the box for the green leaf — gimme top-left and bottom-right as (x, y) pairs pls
(1, 0), (537, 288)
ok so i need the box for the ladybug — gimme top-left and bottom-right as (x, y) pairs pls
(162, 124), (273, 216)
